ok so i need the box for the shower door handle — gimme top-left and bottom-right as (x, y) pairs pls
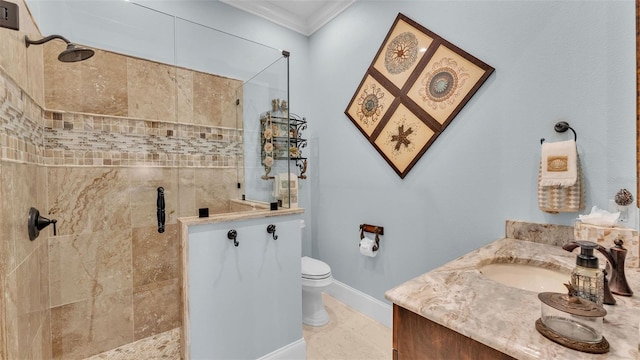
(157, 187), (165, 233)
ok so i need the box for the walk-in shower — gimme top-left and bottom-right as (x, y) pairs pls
(0, 1), (292, 358)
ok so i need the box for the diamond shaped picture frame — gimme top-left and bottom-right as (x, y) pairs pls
(345, 13), (494, 178)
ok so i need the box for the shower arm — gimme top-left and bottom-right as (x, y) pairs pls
(25, 34), (72, 47)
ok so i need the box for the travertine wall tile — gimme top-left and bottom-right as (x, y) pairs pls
(43, 312), (53, 360)
(49, 230), (133, 307)
(192, 72), (242, 128)
(193, 72), (224, 126)
(33, 312), (53, 360)
(38, 247), (52, 359)
(0, 170), (4, 360)
(0, 163), (18, 275)
(176, 68), (194, 123)
(18, 0), (44, 53)
(177, 168), (196, 217)
(3, 240), (50, 360)
(129, 167), (179, 227)
(47, 167), (131, 236)
(0, 27), (26, 98)
(51, 290), (134, 359)
(132, 224), (179, 288)
(222, 78), (243, 129)
(4, 266), (19, 359)
(1, 163), (42, 274)
(194, 168), (240, 214)
(133, 278), (180, 340)
(25, 32), (45, 106)
(0, 33), (51, 352)
(128, 59), (177, 122)
(45, 47), (128, 116)
(15, 249), (47, 359)
(11, 0), (47, 106)
(44, 45), (242, 127)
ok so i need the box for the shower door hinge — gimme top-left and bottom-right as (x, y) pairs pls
(236, 99), (240, 106)
(0, 0), (19, 31)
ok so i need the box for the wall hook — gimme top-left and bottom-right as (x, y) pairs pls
(267, 224), (278, 240)
(227, 229), (239, 247)
(28, 207), (57, 241)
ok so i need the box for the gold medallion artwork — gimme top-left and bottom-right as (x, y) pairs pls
(419, 57), (469, 110)
(384, 32), (419, 75)
(345, 13), (494, 178)
(357, 82), (385, 126)
(390, 123), (413, 152)
(346, 75), (393, 136)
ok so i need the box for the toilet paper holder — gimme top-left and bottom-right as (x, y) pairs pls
(360, 224), (383, 251)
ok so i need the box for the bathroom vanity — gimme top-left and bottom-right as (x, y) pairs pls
(178, 202), (305, 360)
(385, 237), (640, 359)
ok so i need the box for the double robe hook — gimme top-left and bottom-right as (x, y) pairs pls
(267, 224), (278, 240)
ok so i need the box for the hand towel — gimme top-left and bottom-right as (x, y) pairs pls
(539, 139), (577, 187)
(538, 155), (584, 213)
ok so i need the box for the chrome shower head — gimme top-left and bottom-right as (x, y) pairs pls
(25, 34), (95, 62)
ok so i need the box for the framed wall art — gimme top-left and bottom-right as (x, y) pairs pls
(345, 13), (494, 178)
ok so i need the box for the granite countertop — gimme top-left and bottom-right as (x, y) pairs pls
(385, 238), (640, 359)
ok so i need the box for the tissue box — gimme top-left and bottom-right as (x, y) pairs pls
(574, 222), (639, 268)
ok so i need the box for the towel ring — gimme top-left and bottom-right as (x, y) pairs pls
(540, 121), (577, 144)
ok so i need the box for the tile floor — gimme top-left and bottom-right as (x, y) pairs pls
(85, 293), (392, 359)
(304, 293), (392, 360)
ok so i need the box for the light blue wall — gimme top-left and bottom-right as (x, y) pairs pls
(28, 1), (636, 304)
(308, 0), (635, 302)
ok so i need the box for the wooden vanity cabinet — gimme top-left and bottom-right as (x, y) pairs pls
(393, 305), (516, 360)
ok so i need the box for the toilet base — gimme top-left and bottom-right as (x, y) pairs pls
(302, 287), (329, 326)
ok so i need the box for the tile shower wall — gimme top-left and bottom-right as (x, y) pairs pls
(0, 1), (51, 359)
(0, 2), (245, 357)
(42, 43), (244, 359)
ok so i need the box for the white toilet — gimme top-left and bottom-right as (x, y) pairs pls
(301, 256), (333, 326)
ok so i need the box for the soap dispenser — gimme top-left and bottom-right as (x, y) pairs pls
(562, 241), (604, 305)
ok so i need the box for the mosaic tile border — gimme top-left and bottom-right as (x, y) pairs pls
(0, 70), (45, 165)
(1, 70), (245, 168)
(44, 112), (243, 167)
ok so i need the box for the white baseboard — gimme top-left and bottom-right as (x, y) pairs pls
(325, 280), (392, 328)
(257, 338), (306, 360)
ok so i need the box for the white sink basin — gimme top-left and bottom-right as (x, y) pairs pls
(478, 262), (569, 293)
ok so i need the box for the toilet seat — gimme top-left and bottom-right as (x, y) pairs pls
(302, 256), (331, 279)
